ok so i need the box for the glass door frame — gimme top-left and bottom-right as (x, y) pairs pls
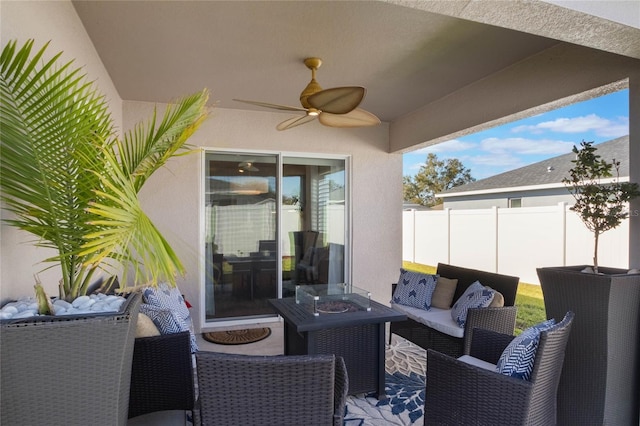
(199, 148), (351, 328)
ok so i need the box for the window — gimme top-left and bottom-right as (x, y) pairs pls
(509, 198), (522, 208)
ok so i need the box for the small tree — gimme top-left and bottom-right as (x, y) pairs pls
(563, 140), (640, 273)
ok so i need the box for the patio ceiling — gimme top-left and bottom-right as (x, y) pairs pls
(71, 0), (640, 145)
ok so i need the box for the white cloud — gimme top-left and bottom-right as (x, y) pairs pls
(480, 137), (575, 155)
(413, 139), (476, 154)
(512, 114), (628, 137)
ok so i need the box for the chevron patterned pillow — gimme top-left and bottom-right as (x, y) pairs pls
(450, 281), (495, 327)
(142, 283), (198, 352)
(496, 319), (556, 380)
(392, 269), (438, 310)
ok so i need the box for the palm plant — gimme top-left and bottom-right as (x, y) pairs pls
(0, 39), (209, 305)
(563, 140), (640, 273)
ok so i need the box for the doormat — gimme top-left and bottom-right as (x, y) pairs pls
(202, 327), (271, 345)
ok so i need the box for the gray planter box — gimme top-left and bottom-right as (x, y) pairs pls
(0, 292), (141, 426)
(537, 266), (640, 426)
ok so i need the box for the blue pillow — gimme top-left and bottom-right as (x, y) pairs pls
(450, 281), (495, 327)
(392, 269), (438, 310)
(142, 283), (198, 352)
(139, 303), (199, 353)
(496, 319), (556, 380)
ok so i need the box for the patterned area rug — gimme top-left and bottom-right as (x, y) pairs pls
(344, 335), (427, 425)
(201, 327), (271, 345)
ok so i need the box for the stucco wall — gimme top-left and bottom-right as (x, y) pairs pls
(122, 102), (400, 330)
(0, 1), (403, 326)
(0, 1), (123, 302)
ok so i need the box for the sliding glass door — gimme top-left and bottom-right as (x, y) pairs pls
(282, 157), (347, 297)
(204, 151), (348, 323)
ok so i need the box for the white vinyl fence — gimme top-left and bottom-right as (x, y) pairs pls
(403, 202), (631, 285)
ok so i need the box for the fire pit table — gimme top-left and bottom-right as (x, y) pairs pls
(269, 284), (406, 398)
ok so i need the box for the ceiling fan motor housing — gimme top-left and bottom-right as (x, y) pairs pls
(300, 57), (323, 109)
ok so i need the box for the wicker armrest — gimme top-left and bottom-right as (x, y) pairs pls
(463, 306), (517, 355)
(128, 331), (195, 419)
(426, 349), (532, 424)
(333, 356), (349, 426)
(468, 327), (515, 364)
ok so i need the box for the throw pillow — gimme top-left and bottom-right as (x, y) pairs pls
(136, 312), (160, 338)
(142, 283), (198, 352)
(431, 276), (458, 309)
(142, 282), (190, 321)
(450, 281), (495, 327)
(488, 289), (505, 308)
(139, 303), (199, 352)
(392, 269), (438, 310)
(496, 319), (556, 381)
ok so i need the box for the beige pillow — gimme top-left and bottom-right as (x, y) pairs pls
(431, 276), (458, 309)
(136, 312), (161, 338)
(488, 289), (505, 307)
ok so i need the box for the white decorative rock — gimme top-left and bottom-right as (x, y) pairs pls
(71, 295), (91, 308)
(53, 299), (73, 310)
(1, 305), (19, 315)
(1, 294), (127, 319)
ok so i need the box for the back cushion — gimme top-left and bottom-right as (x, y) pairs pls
(437, 263), (519, 306)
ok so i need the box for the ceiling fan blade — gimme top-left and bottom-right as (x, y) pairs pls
(318, 108), (381, 128)
(276, 114), (317, 131)
(307, 87), (365, 114)
(233, 99), (306, 112)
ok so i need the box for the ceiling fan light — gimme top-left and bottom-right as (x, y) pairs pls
(308, 109), (320, 117)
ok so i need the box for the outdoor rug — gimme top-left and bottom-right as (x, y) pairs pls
(201, 327), (271, 345)
(344, 334), (427, 425)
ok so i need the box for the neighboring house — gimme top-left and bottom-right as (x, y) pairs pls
(438, 136), (630, 210)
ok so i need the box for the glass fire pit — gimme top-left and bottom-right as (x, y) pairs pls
(295, 283), (371, 316)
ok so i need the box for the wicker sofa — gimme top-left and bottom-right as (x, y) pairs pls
(390, 263), (519, 357)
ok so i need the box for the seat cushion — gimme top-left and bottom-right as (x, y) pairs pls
(458, 355), (497, 371)
(392, 269), (438, 310)
(495, 318), (556, 380)
(391, 303), (464, 338)
(451, 281), (495, 327)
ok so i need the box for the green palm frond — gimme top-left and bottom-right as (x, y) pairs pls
(81, 146), (186, 287)
(1, 39), (210, 300)
(118, 90), (209, 192)
(1, 40), (113, 296)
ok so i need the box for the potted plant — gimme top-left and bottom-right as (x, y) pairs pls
(0, 39), (209, 425)
(562, 140), (640, 273)
(537, 140), (640, 426)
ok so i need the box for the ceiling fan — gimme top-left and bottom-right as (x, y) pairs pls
(238, 161), (258, 172)
(234, 57), (380, 131)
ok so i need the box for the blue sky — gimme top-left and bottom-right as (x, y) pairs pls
(403, 89), (630, 180)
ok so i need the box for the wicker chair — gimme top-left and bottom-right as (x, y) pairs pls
(128, 331), (195, 419)
(424, 311), (574, 426)
(195, 351), (348, 426)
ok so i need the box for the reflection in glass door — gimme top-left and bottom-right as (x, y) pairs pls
(204, 153), (278, 321)
(282, 157), (347, 298)
(204, 152), (348, 323)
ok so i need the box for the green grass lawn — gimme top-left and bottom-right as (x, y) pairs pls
(402, 262), (546, 334)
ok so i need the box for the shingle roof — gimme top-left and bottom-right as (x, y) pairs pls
(440, 136), (629, 195)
